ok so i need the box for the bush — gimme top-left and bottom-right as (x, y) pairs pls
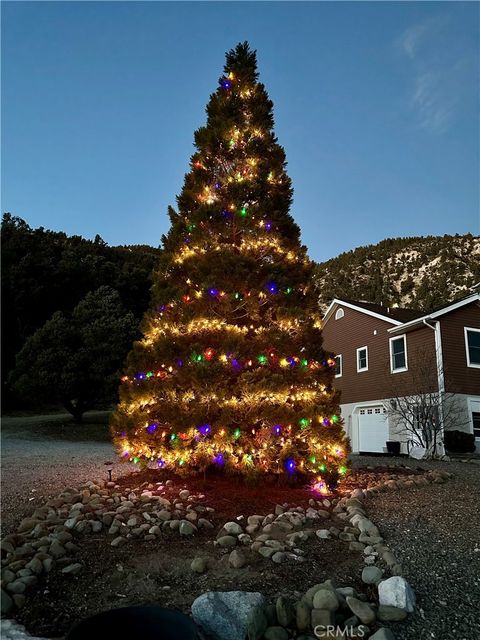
(444, 430), (476, 453)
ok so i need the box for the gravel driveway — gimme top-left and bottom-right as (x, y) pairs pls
(354, 455), (480, 640)
(1, 413), (133, 534)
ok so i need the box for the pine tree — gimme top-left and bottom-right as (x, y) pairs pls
(111, 43), (349, 486)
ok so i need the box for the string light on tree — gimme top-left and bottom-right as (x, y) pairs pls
(110, 42), (349, 485)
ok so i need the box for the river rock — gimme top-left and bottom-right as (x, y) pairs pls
(377, 605), (408, 622)
(311, 608), (334, 628)
(362, 566), (383, 585)
(316, 529), (331, 539)
(264, 627), (289, 640)
(346, 596), (376, 624)
(258, 546), (275, 558)
(296, 600), (311, 631)
(1, 589), (13, 615)
(198, 518), (214, 529)
(17, 518), (37, 533)
(179, 520), (196, 536)
(61, 563), (83, 575)
(276, 596), (294, 627)
(192, 591), (266, 640)
(224, 521), (243, 536)
(191, 557), (208, 574)
(229, 549), (246, 569)
(271, 552), (287, 564)
(246, 605), (268, 640)
(378, 576), (415, 612)
(111, 536), (127, 547)
(312, 589), (340, 611)
(218, 535), (237, 548)
(6, 581), (26, 595)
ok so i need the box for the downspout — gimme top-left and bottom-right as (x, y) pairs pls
(423, 319), (445, 455)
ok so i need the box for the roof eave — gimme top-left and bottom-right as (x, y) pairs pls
(388, 293), (480, 334)
(323, 298), (403, 326)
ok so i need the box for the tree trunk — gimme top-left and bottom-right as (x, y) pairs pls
(62, 398), (88, 423)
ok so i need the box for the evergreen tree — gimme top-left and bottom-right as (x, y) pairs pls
(111, 43), (349, 485)
(11, 286), (137, 421)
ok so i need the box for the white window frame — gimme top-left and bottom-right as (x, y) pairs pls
(356, 346), (368, 372)
(464, 327), (480, 368)
(335, 308), (345, 320)
(335, 354), (342, 378)
(389, 334), (408, 373)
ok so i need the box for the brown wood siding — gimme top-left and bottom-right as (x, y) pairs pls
(440, 302), (480, 394)
(322, 305), (437, 404)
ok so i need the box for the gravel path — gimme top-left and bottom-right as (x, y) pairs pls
(354, 455), (480, 640)
(1, 413), (133, 535)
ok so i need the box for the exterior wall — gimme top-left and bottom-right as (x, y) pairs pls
(440, 302), (480, 395)
(444, 393), (480, 452)
(341, 393), (480, 454)
(340, 399), (407, 454)
(322, 306), (437, 405)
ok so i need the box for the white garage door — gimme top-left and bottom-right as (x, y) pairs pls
(358, 406), (388, 453)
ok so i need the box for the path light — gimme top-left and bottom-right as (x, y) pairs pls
(104, 461), (114, 482)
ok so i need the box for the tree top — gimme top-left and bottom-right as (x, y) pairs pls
(223, 41), (258, 82)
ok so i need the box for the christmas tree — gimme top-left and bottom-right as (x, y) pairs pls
(111, 42), (349, 487)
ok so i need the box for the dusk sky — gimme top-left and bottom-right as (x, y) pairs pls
(2, 1), (479, 262)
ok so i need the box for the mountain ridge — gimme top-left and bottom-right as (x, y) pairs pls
(314, 233), (480, 313)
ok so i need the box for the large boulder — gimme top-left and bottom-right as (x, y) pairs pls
(192, 591), (266, 640)
(378, 576), (415, 613)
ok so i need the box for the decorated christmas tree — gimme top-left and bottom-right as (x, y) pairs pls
(111, 42), (349, 487)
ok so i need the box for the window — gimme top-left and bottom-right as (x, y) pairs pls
(357, 346), (368, 372)
(472, 412), (480, 439)
(334, 354), (342, 378)
(389, 335), (407, 372)
(464, 327), (480, 368)
(335, 308), (344, 320)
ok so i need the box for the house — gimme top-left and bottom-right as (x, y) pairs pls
(322, 293), (480, 454)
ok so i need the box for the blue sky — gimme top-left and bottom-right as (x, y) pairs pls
(2, 1), (479, 262)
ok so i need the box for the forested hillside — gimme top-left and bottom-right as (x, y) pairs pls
(314, 234), (480, 312)
(2, 214), (162, 386)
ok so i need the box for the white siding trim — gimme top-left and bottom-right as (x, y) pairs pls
(323, 299), (402, 326)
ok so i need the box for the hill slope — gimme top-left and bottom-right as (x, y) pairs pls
(314, 234), (480, 312)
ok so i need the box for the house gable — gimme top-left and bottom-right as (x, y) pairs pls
(322, 302), (436, 404)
